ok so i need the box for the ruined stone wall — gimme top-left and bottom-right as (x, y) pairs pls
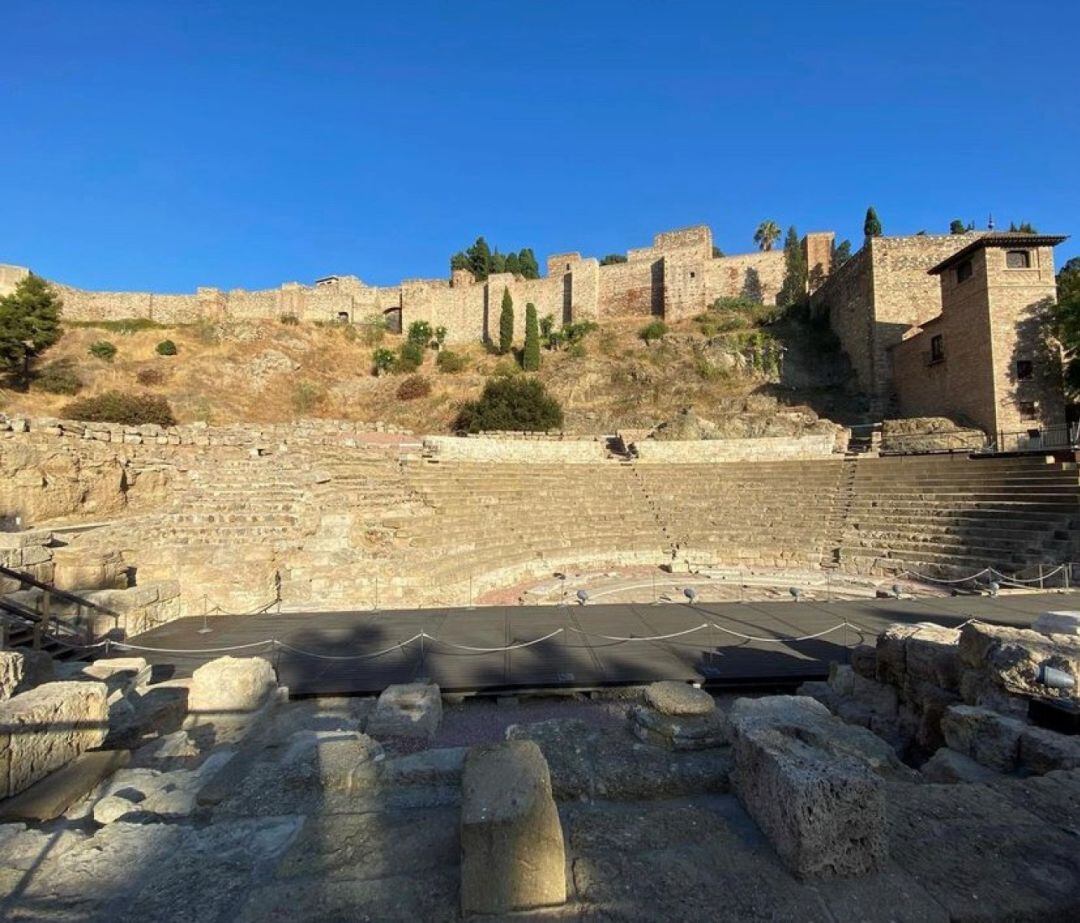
(632, 433), (839, 462)
(705, 251), (785, 306)
(597, 258), (660, 317)
(0, 263), (29, 295)
(486, 272), (569, 341)
(810, 247), (876, 393)
(423, 435), (606, 462)
(400, 277), (487, 344)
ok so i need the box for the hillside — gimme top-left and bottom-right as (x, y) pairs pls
(0, 307), (861, 434)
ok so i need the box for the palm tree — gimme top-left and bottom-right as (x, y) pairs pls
(754, 220), (781, 252)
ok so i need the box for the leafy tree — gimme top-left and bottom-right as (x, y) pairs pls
(467, 237), (491, 280)
(372, 347), (396, 375)
(407, 319), (433, 346)
(523, 303), (540, 371)
(449, 240), (540, 281)
(1052, 257), (1080, 396)
(753, 220), (781, 252)
(777, 226), (807, 308)
(831, 238), (853, 269)
(712, 245), (725, 258)
(1009, 221), (1038, 234)
(863, 207), (883, 239)
(949, 219), (967, 234)
(599, 254), (627, 266)
(0, 272), (63, 388)
(454, 377), (564, 433)
(505, 252), (520, 276)
(397, 340), (424, 372)
(498, 287), (514, 355)
(490, 250), (506, 275)
(450, 252), (470, 273)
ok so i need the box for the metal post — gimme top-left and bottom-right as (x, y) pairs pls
(197, 595), (212, 635)
(1039, 564), (1045, 591)
(1065, 562), (1071, 591)
(467, 574), (475, 610)
(373, 577), (380, 613)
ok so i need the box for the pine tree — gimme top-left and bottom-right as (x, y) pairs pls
(949, 219), (966, 235)
(863, 207), (883, 239)
(523, 303), (540, 371)
(498, 287), (514, 355)
(0, 272), (63, 388)
(831, 239), (852, 269)
(777, 227), (808, 308)
(450, 252), (470, 272)
(490, 250), (506, 275)
(505, 252), (521, 276)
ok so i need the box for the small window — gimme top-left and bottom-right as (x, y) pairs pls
(930, 334), (945, 363)
(956, 259), (973, 283)
(566, 263), (571, 270)
(1006, 249), (1031, 269)
(689, 271), (696, 279)
(1016, 359), (1033, 381)
(1019, 401), (1038, 421)
(337, 311), (350, 323)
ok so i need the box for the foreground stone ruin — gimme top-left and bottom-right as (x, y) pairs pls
(0, 615), (1078, 920)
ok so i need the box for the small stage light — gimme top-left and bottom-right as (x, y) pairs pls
(789, 586), (803, 602)
(892, 584), (902, 599)
(683, 587), (698, 604)
(988, 581), (1000, 597)
(576, 589), (589, 606)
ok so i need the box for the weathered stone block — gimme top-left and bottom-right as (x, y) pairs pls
(643, 681), (714, 716)
(629, 705), (727, 750)
(0, 652), (25, 702)
(919, 747), (1002, 784)
(733, 724), (887, 879)
(366, 683), (442, 740)
(940, 704), (1026, 772)
(461, 740), (566, 914)
(1018, 725), (1080, 775)
(850, 644), (877, 680)
(50, 547), (126, 592)
(876, 623), (921, 686)
(904, 624), (960, 691)
(188, 656), (276, 715)
(0, 681), (108, 798)
(1033, 611), (1080, 638)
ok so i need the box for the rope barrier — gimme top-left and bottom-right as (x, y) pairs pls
(988, 565), (1065, 585)
(566, 623), (711, 643)
(423, 628), (564, 652)
(706, 620), (857, 644)
(275, 634), (424, 661)
(107, 638), (276, 655)
(896, 568), (991, 585)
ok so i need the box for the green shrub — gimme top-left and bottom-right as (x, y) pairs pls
(454, 377), (564, 433)
(291, 380), (325, 414)
(561, 320), (597, 346)
(155, 339), (177, 356)
(491, 359), (521, 378)
(33, 360), (81, 395)
(396, 375), (431, 401)
(639, 320), (668, 344)
(436, 350), (467, 373)
(279, 313), (299, 325)
(61, 390), (176, 426)
(407, 320), (433, 346)
(89, 340), (117, 361)
(396, 340), (425, 373)
(567, 341), (587, 358)
(372, 347), (396, 375)
(360, 314), (388, 347)
(66, 317), (164, 334)
(136, 366), (165, 386)
(433, 326), (447, 350)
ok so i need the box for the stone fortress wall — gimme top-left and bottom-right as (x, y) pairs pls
(0, 224), (832, 345)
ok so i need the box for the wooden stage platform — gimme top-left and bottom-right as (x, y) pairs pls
(122, 591), (1075, 696)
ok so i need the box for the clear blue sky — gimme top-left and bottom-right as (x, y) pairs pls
(2, 1), (1078, 292)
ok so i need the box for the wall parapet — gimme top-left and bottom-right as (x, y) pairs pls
(632, 434), (840, 463)
(423, 435), (606, 462)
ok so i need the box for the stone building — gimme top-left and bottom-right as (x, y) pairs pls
(890, 234), (1068, 435)
(0, 225), (834, 345)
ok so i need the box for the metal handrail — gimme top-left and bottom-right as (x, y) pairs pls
(0, 562), (117, 615)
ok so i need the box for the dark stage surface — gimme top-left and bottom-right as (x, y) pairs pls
(121, 592), (1073, 695)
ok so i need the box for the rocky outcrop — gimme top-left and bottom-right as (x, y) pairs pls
(460, 740), (566, 915)
(880, 417), (986, 453)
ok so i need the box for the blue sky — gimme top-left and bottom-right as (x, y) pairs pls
(2, 1), (1078, 292)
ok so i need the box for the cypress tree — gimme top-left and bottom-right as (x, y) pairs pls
(523, 303), (540, 371)
(498, 287), (514, 355)
(518, 248), (539, 279)
(863, 207), (883, 239)
(777, 226), (807, 308)
(467, 237), (492, 280)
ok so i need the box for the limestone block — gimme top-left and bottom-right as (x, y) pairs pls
(1018, 725), (1080, 775)
(904, 624), (961, 691)
(958, 668), (1029, 717)
(1032, 611), (1080, 638)
(940, 705), (1026, 772)
(460, 740), (566, 914)
(0, 681), (108, 798)
(733, 724), (886, 879)
(960, 622), (1080, 702)
(51, 547), (126, 592)
(0, 652), (24, 702)
(875, 623), (921, 686)
(366, 683), (442, 740)
(629, 705), (728, 750)
(188, 656), (276, 715)
(920, 747), (1002, 784)
(73, 657), (150, 701)
(643, 681), (715, 716)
